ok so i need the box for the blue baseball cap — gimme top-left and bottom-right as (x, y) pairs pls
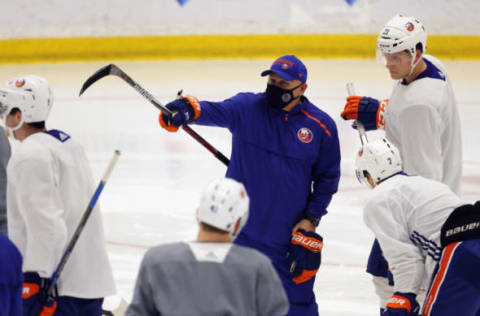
(261, 55), (307, 83)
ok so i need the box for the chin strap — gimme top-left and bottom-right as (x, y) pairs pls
(407, 54), (423, 79)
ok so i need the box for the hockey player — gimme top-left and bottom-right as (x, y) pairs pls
(159, 55), (341, 315)
(355, 138), (480, 316)
(0, 122), (10, 235)
(0, 75), (116, 315)
(126, 177), (289, 316)
(0, 233), (23, 315)
(341, 14), (462, 194)
(340, 15), (463, 311)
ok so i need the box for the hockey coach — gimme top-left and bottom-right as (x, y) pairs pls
(159, 55), (341, 315)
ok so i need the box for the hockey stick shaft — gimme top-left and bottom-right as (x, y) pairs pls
(47, 150), (121, 297)
(346, 82), (368, 145)
(79, 64), (229, 166)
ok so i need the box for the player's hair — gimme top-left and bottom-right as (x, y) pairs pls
(9, 108), (20, 115)
(416, 42), (424, 53)
(363, 170), (397, 185)
(403, 43), (424, 55)
(26, 121), (45, 129)
(8, 107), (45, 129)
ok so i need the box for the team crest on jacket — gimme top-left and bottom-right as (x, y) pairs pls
(297, 127), (313, 143)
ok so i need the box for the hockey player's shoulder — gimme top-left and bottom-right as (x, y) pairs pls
(423, 54), (447, 74)
(143, 242), (191, 263)
(11, 133), (52, 164)
(142, 242), (270, 266)
(228, 244), (273, 267)
(365, 175), (406, 206)
(402, 55), (448, 104)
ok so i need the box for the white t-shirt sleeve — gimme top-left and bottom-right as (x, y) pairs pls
(14, 157), (67, 277)
(363, 192), (425, 294)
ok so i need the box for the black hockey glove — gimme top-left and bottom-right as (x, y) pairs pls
(287, 229), (323, 284)
(23, 272), (58, 316)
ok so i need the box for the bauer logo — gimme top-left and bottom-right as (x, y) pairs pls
(297, 127), (313, 143)
(291, 233), (323, 252)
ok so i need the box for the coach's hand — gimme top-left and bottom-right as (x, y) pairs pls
(159, 96), (201, 132)
(287, 229), (323, 284)
(292, 219), (315, 234)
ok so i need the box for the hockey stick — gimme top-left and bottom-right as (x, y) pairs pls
(346, 82), (368, 145)
(79, 64), (230, 166)
(45, 150), (121, 303)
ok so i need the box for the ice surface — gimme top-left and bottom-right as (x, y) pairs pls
(1, 59), (478, 315)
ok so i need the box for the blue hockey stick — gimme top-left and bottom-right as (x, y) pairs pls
(45, 150), (121, 303)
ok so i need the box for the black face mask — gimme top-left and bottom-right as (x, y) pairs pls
(265, 83), (303, 109)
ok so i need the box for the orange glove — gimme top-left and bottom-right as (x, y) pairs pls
(340, 96), (388, 131)
(383, 292), (419, 315)
(158, 96), (201, 132)
(23, 272), (58, 316)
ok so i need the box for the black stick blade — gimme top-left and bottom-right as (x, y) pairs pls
(79, 64), (115, 96)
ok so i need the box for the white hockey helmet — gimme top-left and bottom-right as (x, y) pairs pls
(0, 75), (53, 129)
(197, 178), (250, 238)
(355, 138), (403, 185)
(377, 15), (427, 60)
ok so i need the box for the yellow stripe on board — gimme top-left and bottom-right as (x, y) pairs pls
(0, 34), (479, 64)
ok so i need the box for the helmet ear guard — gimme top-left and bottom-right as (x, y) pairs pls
(355, 168), (367, 184)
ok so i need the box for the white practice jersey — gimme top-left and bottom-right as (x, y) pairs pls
(7, 130), (116, 298)
(363, 174), (464, 294)
(385, 55), (462, 194)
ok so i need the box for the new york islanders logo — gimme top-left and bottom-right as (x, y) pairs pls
(297, 127), (313, 143)
(274, 58), (294, 69)
(405, 22), (415, 32)
(15, 79), (25, 88)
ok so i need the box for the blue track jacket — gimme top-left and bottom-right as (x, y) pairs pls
(0, 234), (22, 316)
(194, 92), (340, 253)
